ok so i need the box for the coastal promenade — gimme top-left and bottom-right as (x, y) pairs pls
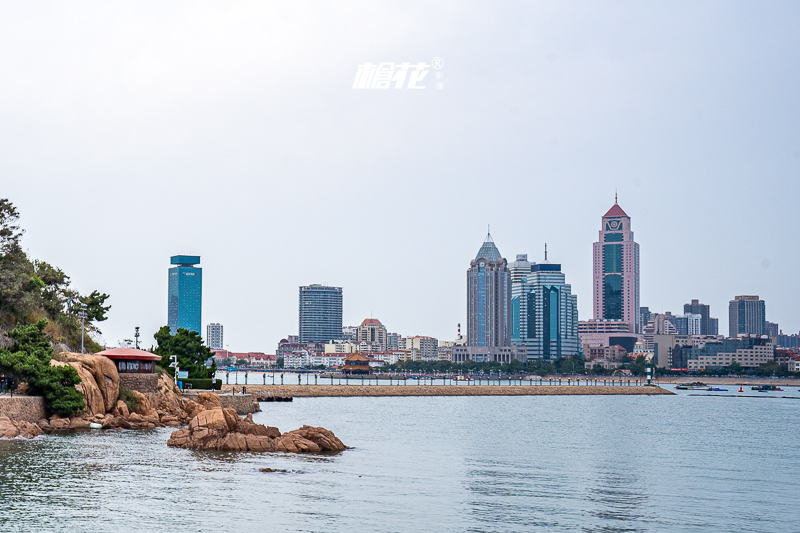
(221, 384), (673, 397)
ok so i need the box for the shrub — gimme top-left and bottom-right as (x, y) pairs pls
(118, 386), (140, 414)
(180, 378), (222, 390)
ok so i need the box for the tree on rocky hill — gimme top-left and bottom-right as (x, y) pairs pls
(0, 199), (109, 351)
(0, 320), (85, 416)
(152, 326), (216, 379)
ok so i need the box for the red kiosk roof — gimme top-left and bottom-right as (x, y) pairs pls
(96, 348), (161, 361)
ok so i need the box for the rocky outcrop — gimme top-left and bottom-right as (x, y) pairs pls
(0, 415), (43, 438)
(50, 353), (121, 417)
(72, 354), (120, 412)
(167, 409), (347, 454)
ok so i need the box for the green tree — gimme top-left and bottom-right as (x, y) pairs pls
(152, 326), (216, 379)
(0, 320), (85, 416)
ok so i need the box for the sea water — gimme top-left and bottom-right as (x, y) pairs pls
(1, 393), (799, 532)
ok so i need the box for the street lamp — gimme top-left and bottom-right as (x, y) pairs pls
(78, 303), (88, 354)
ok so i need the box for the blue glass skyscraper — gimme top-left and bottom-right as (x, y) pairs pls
(168, 255), (202, 334)
(510, 251), (579, 360)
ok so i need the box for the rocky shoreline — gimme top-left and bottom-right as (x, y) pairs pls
(0, 354), (347, 453)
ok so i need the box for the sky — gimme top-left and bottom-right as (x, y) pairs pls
(1, 1), (799, 351)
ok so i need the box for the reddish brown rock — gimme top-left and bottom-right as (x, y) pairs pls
(167, 408), (346, 454)
(0, 416), (44, 438)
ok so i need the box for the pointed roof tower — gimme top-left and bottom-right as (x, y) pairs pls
(604, 192), (628, 217)
(475, 231), (502, 261)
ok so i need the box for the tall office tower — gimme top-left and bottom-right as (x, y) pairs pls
(206, 323), (224, 350)
(168, 255), (202, 334)
(511, 251), (579, 360)
(467, 232), (511, 347)
(592, 198), (640, 334)
(729, 295), (766, 337)
(683, 299), (719, 335)
(299, 284), (343, 343)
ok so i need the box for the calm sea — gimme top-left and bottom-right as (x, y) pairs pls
(2, 391), (799, 532)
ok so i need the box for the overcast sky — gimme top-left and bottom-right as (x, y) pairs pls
(2, 1), (799, 351)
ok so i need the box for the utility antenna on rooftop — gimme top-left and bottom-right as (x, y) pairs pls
(544, 243), (548, 261)
(615, 190), (618, 204)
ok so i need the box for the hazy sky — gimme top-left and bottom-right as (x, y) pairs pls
(2, 1), (799, 351)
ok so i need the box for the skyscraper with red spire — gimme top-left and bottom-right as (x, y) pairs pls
(592, 197), (641, 335)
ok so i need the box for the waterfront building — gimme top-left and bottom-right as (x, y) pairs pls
(399, 336), (439, 361)
(510, 252), (579, 360)
(579, 319), (638, 353)
(299, 284), (343, 343)
(206, 323), (223, 350)
(451, 345), (525, 364)
(358, 318), (387, 351)
(277, 338), (324, 359)
(683, 299), (719, 335)
(592, 198), (640, 334)
(683, 336), (775, 371)
(728, 295), (766, 337)
(168, 255), (202, 334)
(342, 353), (371, 374)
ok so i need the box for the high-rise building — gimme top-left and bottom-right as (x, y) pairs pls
(299, 284), (343, 343)
(206, 323), (223, 350)
(168, 255), (202, 334)
(673, 314), (701, 336)
(399, 335), (439, 360)
(683, 299), (719, 335)
(511, 252), (579, 360)
(468, 232), (511, 348)
(592, 198), (640, 334)
(765, 321), (779, 337)
(358, 318), (387, 351)
(728, 295), (766, 337)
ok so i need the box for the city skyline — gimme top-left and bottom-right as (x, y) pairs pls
(3, 2), (798, 350)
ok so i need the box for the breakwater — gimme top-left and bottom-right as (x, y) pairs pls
(222, 384), (673, 397)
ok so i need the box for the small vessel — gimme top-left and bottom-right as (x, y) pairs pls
(706, 387), (728, 392)
(751, 385), (783, 392)
(675, 382), (707, 390)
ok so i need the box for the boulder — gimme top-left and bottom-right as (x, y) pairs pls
(167, 408), (346, 454)
(73, 354), (120, 412)
(0, 416), (44, 439)
(0, 416), (19, 438)
(197, 392), (222, 410)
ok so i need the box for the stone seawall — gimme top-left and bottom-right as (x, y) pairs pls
(0, 396), (47, 422)
(182, 392), (260, 414)
(223, 384), (673, 397)
(119, 374), (158, 394)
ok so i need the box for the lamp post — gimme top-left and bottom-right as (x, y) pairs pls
(78, 303), (88, 354)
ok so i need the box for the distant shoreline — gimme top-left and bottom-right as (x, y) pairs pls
(220, 384), (674, 397)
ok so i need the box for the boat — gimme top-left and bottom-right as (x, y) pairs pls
(675, 382), (707, 390)
(705, 387), (728, 392)
(751, 385), (783, 392)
